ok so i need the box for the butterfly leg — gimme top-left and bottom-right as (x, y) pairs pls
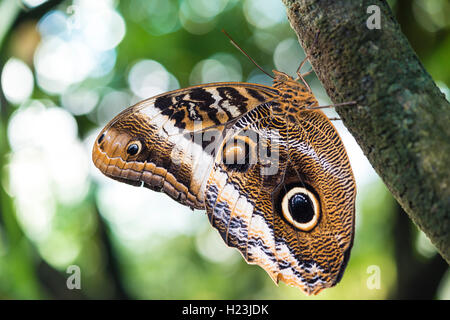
(295, 56), (309, 76)
(306, 101), (357, 111)
(299, 69), (313, 77)
(294, 56), (313, 92)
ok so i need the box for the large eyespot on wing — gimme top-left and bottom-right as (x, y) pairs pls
(205, 104), (356, 295)
(273, 109), (356, 294)
(279, 184), (321, 232)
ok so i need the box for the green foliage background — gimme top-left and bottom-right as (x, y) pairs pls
(0, 0), (448, 299)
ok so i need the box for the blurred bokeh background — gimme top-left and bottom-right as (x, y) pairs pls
(0, 0), (449, 300)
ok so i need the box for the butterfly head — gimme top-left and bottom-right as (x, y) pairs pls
(272, 70), (317, 109)
(272, 70), (303, 89)
(272, 70), (293, 82)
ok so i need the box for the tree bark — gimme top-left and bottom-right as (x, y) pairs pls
(281, 0), (450, 263)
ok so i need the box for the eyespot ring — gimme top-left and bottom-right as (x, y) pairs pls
(221, 134), (256, 172)
(281, 186), (320, 231)
(126, 141), (142, 156)
(222, 139), (248, 164)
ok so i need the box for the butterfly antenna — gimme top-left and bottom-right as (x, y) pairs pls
(222, 29), (274, 79)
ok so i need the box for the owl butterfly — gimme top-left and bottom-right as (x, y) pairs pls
(92, 62), (356, 295)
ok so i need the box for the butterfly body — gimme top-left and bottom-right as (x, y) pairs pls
(93, 70), (356, 295)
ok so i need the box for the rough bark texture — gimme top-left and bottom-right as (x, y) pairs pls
(281, 0), (450, 263)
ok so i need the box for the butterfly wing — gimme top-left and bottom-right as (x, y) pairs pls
(93, 83), (278, 209)
(93, 75), (356, 295)
(205, 103), (356, 295)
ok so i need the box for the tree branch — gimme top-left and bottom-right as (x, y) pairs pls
(281, 0), (450, 263)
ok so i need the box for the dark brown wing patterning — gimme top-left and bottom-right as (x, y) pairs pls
(92, 71), (356, 295)
(92, 82), (277, 208)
